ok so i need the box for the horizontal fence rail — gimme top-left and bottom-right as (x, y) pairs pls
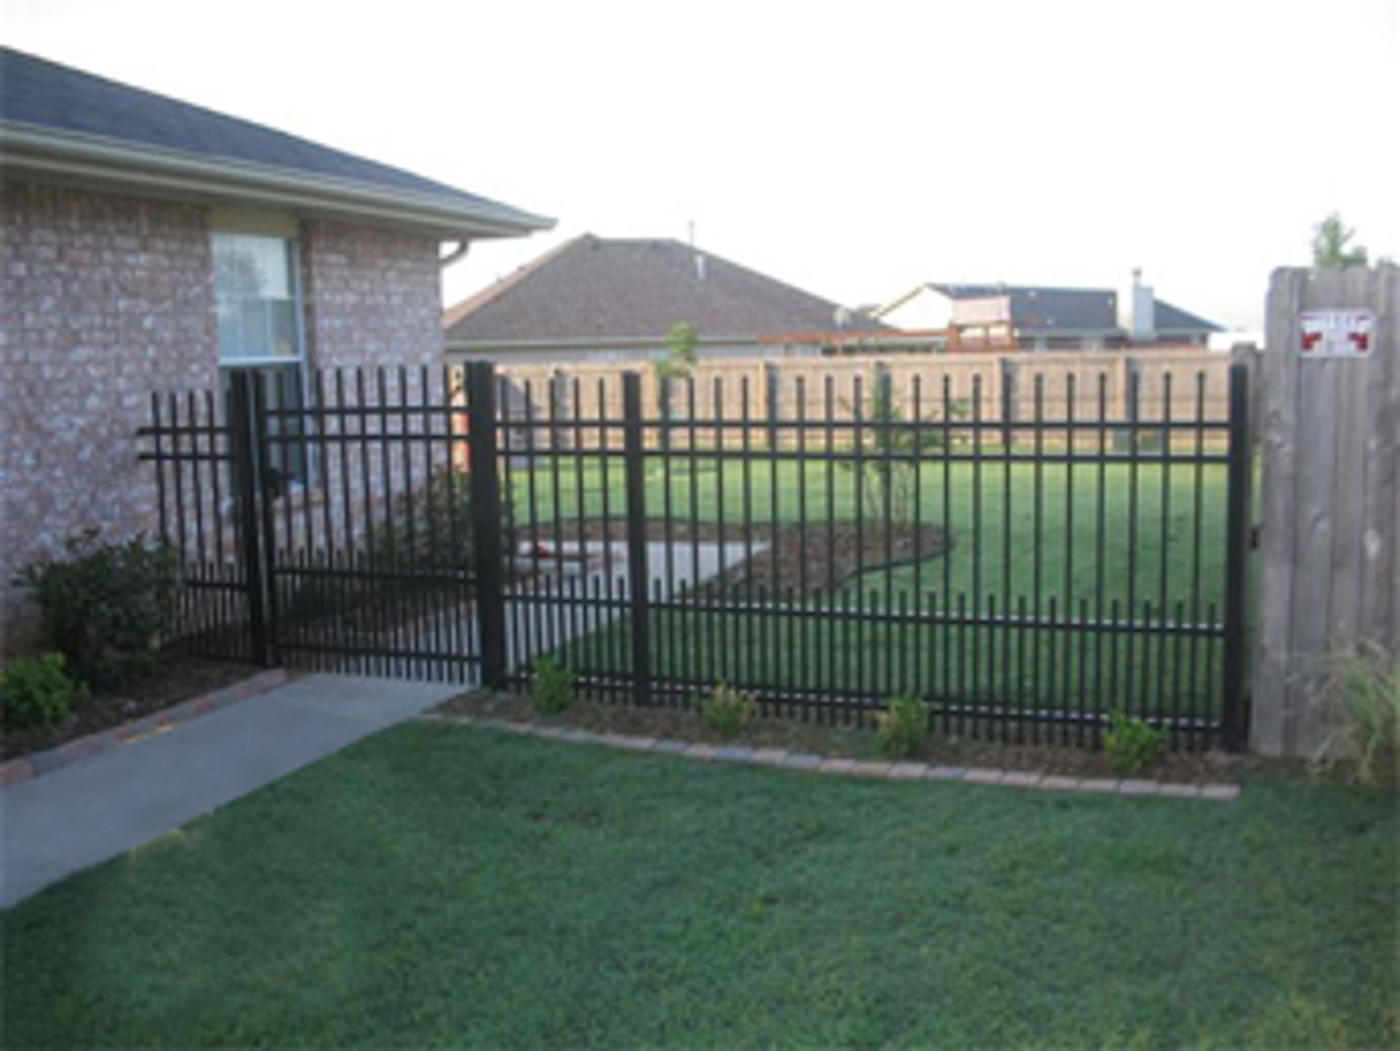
(141, 359), (1250, 750)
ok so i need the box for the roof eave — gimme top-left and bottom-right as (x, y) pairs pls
(0, 122), (555, 239)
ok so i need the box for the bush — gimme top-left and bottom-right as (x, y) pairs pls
(22, 529), (179, 689)
(373, 465), (475, 571)
(874, 694), (930, 758)
(530, 655), (575, 715)
(702, 682), (757, 740)
(1103, 710), (1166, 775)
(1313, 644), (1399, 786)
(0, 652), (87, 730)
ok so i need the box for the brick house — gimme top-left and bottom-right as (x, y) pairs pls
(0, 48), (551, 647)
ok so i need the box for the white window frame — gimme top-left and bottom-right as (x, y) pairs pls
(211, 225), (316, 488)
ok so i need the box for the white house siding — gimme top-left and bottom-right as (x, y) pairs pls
(876, 287), (956, 331)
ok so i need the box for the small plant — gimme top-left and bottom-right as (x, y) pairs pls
(372, 465), (476, 571)
(0, 652), (87, 730)
(530, 655), (576, 715)
(874, 694), (930, 758)
(1103, 710), (1166, 775)
(702, 681), (757, 740)
(1313, 644), (1399, 786)
(21, 529), (179, 689)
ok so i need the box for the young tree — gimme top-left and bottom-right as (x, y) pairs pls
(842, 379), (967, 522)
(657, 321), (698, 381)
(1312, 212), (1369, 267)
(654, 321), (698, 416)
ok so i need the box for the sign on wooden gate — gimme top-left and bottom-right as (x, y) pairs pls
(1299, 309), (1376, 357)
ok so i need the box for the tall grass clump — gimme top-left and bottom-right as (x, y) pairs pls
(1313, 643), (1400, 786)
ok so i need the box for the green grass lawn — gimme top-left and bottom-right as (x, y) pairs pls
(510, 452), (1230, 615)
(510, 452), (1233, 723)
(4, 724), (1393, 1047)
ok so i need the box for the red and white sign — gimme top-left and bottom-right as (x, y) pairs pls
(1299, 310), (1375, 358)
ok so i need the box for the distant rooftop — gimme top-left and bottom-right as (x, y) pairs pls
(445, 235), (888, 345)
(922, 282), (1219, 333)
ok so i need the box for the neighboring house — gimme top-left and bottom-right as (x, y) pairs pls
(875, 270), (1220, 350)
(442, 234), (890, 363)
(0, 47), (551, 645)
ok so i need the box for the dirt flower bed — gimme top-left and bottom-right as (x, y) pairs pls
(513, 519), (949, 597)
(2, 655), (259, 761)
(435, 688), (1308, 784)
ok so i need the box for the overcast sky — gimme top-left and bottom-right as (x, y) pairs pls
(5, 0), (1398, 331)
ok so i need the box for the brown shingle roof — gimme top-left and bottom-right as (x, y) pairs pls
(443, 234), (886, 344)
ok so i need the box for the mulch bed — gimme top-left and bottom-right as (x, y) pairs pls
(436, 688), (1313, 784)
(513, 519), (949, 597)
(2, 655), (259, 761)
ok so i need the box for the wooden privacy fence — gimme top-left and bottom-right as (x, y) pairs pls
(487, 350), (1233, 450)
(1252, 264), (1399, 757)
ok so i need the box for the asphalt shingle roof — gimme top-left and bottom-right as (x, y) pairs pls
(445, 235), (887, 343)
(0, 47), (539, 222)
(928, 282), (1218, 333)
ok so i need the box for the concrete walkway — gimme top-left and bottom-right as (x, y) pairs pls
(0, 674), (461, 909)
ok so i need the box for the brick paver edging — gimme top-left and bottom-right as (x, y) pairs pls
(0, 669), (294, 788)
(420, 713), (1241, 801)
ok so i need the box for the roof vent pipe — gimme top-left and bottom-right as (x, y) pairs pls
(695, 253), (706, 281)
(1118, 267), (1155, 341)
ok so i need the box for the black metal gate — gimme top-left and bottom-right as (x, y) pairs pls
(140, 364), (508, 683)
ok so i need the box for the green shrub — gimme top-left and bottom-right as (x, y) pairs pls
(530, 655), (575, 715)
(1103, 710), (1166, 775)
(373, 465), (475, 571)
(22, 529), (179, 689)
(702, 681), (757, 740)
(1313, 644), (1399, 785)
(874, 694), (930, 758)
(0, 652), (87, 730)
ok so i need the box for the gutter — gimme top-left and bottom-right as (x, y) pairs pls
(0, 122), (555, 239)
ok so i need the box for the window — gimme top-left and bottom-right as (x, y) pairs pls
(213, 232), (301, 363)
(213, 230), (310, 487)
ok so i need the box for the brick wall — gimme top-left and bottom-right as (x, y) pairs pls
(1, 181), (218, 646)
(1, 184), (447, 652)
(301, 219), (443, 372)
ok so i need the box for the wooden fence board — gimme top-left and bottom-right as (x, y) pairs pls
(1251, 264), (1399, 756)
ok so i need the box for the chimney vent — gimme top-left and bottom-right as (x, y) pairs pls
(1118, 267), (1155, 342)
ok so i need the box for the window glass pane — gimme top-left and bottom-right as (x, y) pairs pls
(270, 300), (298, 359)
(213, 233), (291, 298)
(212, 232), (300, 362)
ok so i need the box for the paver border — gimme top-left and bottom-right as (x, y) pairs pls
(1, 669), (294, 788)
(423, 713), (1242, 801)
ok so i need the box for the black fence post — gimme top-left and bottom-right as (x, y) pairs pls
(765, 361), (780, 450)
(251, 373), (284, 667)
(227, 371), (271, 666)
(1119, 356), (1141, 452)
(622, 372), (652, 705)
(1221, 362), (1251, 752)
(466, 361), (508, 689)
(1000, 357), (1018, 449)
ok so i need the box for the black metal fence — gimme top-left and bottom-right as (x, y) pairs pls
(141, 360), (1252, 750)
